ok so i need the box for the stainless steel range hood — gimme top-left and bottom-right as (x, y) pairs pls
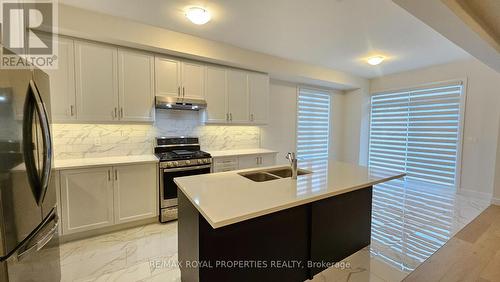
(155, 96), (207, 111)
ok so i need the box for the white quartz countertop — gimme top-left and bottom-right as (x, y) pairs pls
(174, 160), (405, 229)
(207, 148), (278, 158)
(54, 155), (159, 170)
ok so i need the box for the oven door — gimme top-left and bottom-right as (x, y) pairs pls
(160, 164), (212, 208)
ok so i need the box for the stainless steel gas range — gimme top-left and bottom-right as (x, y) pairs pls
(154, 137), (212, 223)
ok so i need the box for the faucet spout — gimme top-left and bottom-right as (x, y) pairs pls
(285, 152), (298, 180)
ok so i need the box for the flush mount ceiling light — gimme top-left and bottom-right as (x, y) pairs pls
(367, 56), (385, 66)
(185, 7), (211, 25)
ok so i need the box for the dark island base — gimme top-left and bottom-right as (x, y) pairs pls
(178, 186), (372, 282)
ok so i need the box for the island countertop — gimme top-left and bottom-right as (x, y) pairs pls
(174, 160), (405, 229)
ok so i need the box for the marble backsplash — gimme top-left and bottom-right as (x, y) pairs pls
(52, 110), (261, 159)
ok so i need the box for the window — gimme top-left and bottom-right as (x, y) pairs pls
(369, 82), (464, 187)
(297, 88), (331, 160)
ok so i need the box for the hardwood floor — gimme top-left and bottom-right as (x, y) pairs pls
(404, 205), (500, 282)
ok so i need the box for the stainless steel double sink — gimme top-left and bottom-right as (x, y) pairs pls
(238, 167), (312, 182)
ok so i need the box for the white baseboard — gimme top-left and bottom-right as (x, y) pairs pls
(491, 197), (500, 206)
(457, 188), (492, 201)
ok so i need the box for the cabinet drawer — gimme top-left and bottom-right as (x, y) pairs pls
(213, 166), (238, 173)
(213, 157), (238, 166)
(213, 157), (238, 172)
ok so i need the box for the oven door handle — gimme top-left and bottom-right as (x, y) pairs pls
(163, 164), (212, 173)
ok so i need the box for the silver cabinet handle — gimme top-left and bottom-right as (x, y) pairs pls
(115, 169), (118, 181)
(250, 113), (254, 121)
(108, 170), (111, 181)
(183, 87), (185, 97)
(111, 110), (115, 119)
(230, 113), (233, 121)
(70, 105), (74, 116)
(226, 113), (229, 122)
(114, 108), (118, 119)
(120, 108), (124, 119)
(178, 86), (181, 97)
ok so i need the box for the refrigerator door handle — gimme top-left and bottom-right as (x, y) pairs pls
(0, 208), (57, 262)
(22, 80), (53, 206)
(16, 221), (58, 261)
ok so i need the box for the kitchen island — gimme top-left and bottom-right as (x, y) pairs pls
(174, 160), (404, 282)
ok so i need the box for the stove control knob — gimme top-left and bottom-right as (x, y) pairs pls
(203, 159), (209, 163)
(166, 162), (173, 168)
(197, 159), (203, 164)
(185, 160), (191, 165)
(173, 161), (179, 166)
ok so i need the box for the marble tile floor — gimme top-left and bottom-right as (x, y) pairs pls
(60, 179), (491, 282)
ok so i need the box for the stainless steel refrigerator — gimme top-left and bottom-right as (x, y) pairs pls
(0, 60), (60, 281)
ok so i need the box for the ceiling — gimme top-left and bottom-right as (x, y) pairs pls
(446, 0), (500, 52)
(59, 0), (471, 79)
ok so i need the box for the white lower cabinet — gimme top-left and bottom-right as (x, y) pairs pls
(238, 154), (276, 169)
(59, 163), (157, 235)
(213, 157), (239, 172)
(212, 153), (277, 172)
(114, 164), (157, 224)
(60, 167), (114, 234)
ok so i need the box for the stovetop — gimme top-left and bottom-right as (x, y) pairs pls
(155, 150), (211, 162)
(154, 137), (211, 162)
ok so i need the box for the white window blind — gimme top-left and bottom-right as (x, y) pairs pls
(297, 88), (331, 160)
(369, 83), (463, 187)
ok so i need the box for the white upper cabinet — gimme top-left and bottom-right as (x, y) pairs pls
(155, 57), (181, 97)
(204, 67), (269, 125)
(75, 40), (119, 121)
(227, 69), (249, 123)
(248, 73), (270, 124)
(45, 37), (76, 122)
(118, 49), (155, 122)
(155, 57), (205, 99)
(205, 66), (227, 123)
(47, 37), (268, 124)
(181, 61), (205, 99)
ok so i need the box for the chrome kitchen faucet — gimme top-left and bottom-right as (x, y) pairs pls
(285, 152), (298, 180)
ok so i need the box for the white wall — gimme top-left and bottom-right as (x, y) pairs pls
(261, 80), (345, 165)
(493, 122), (500, 205)
(368, 58), (500, 196)
(342, 88), (370, 165)
(261, 81), (298, 165)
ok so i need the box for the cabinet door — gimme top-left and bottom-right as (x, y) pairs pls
(155, 57), (180, 97)
(60, 167), (114, 234)
(238, 155), (260, 169)
(260, 154), (276, 167)
(227, 70), (249, 123)
(75, 41), (119, 121)
(181, 61), (205, 99)
(118, 49), (155, 122)
(114, 164), (157, 224)
(205, 66), (227, 123)
(45, 37), (76, 122)
(248, 73), (269, 124)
